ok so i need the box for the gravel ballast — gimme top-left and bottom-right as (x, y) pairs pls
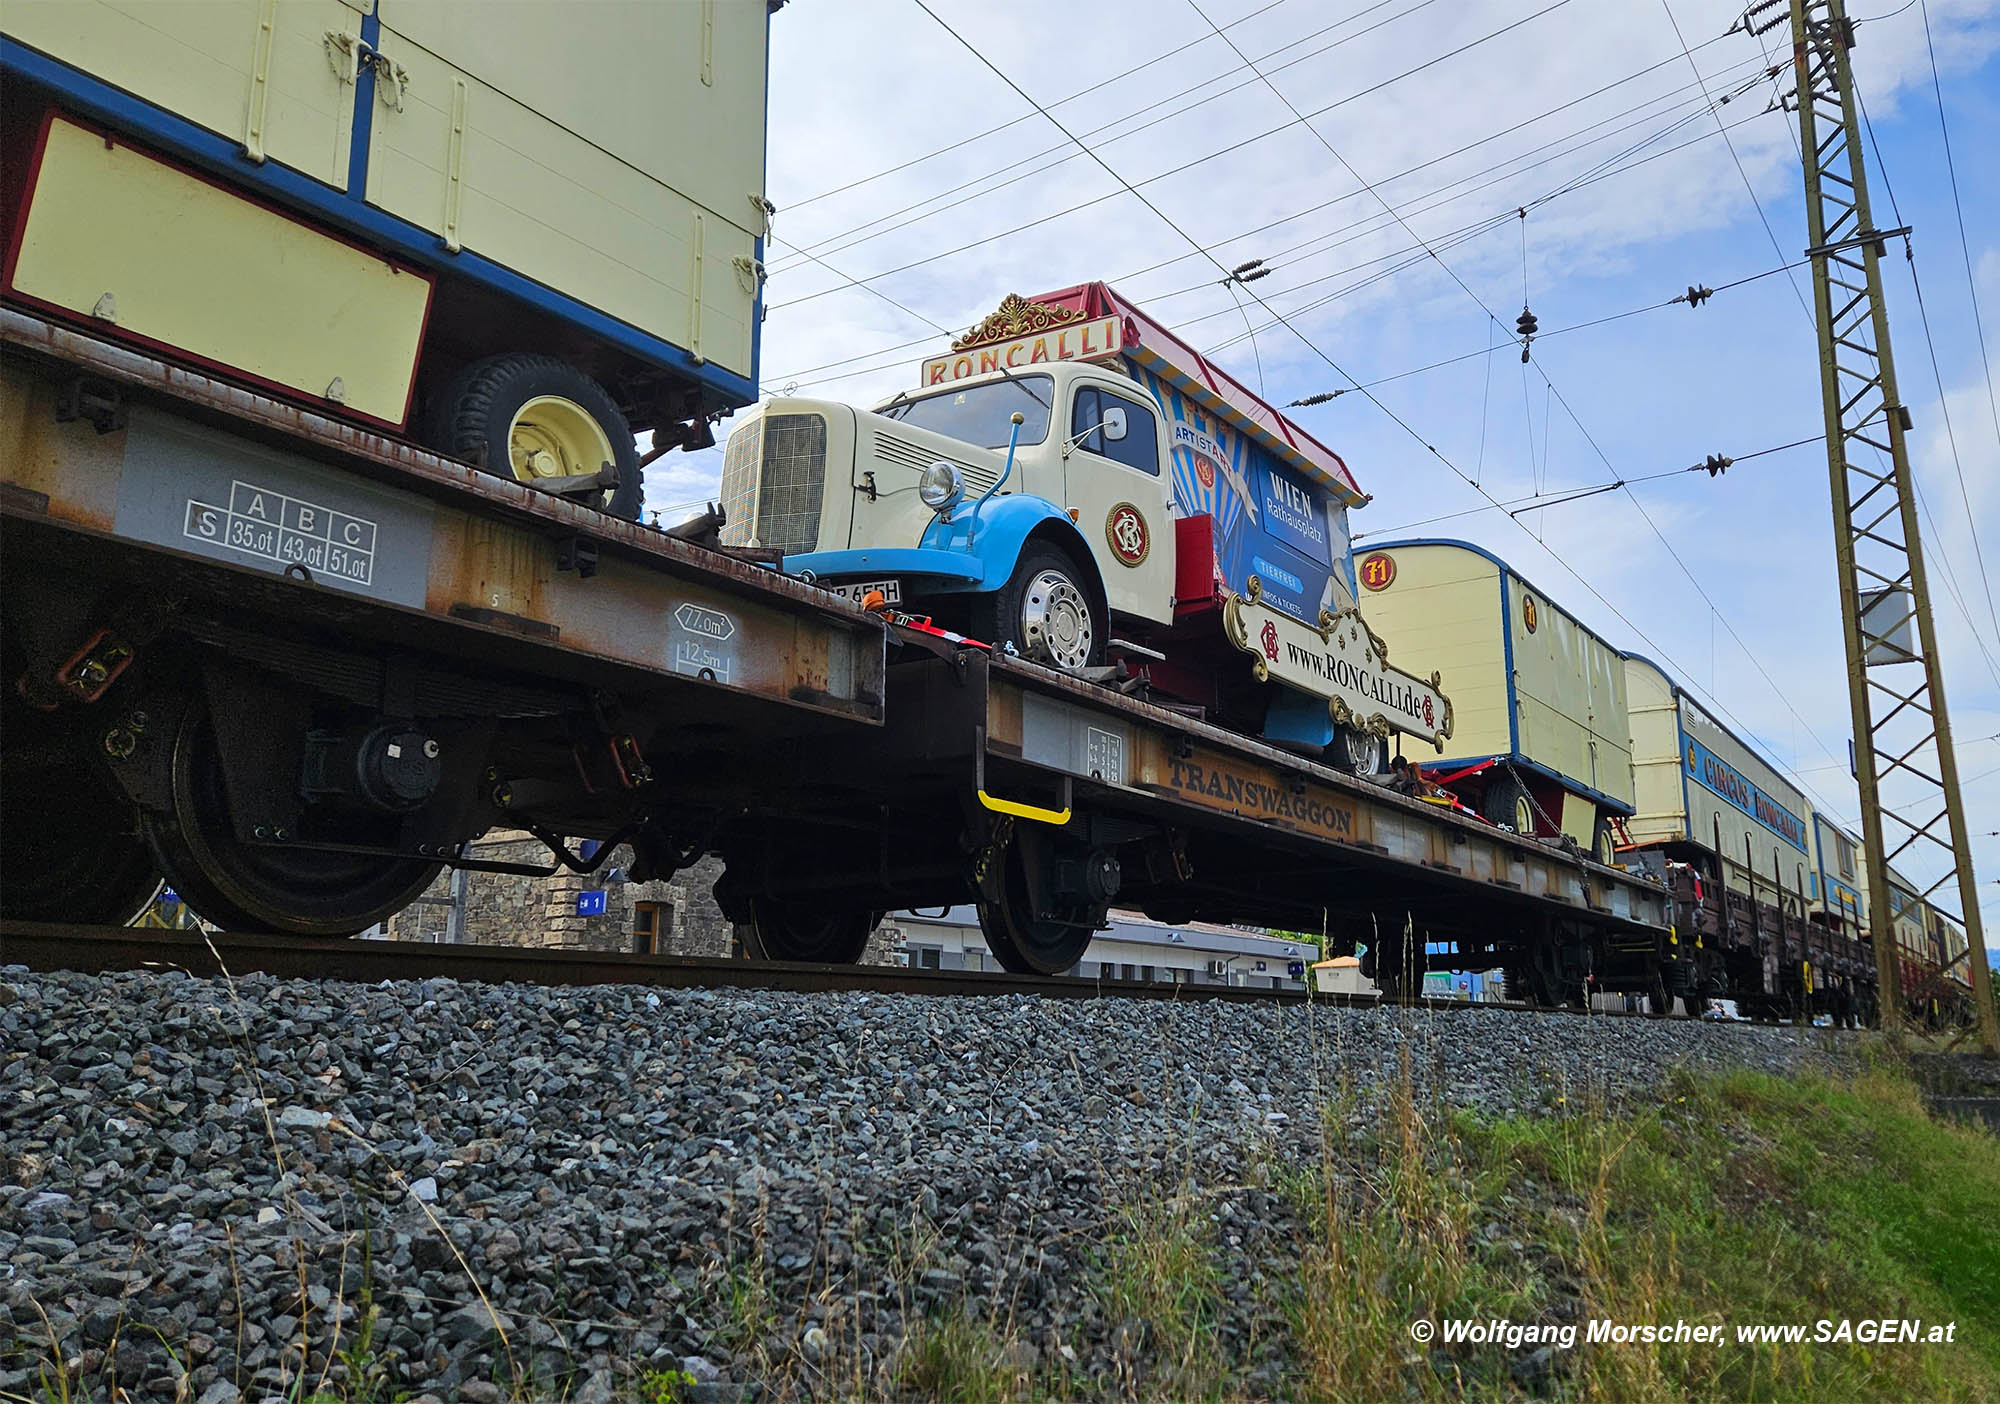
(0, 964), (1849, 1399)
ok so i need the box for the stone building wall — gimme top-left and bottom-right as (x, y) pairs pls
(387, 839), (913, 964)
(387, 838), (734, 955)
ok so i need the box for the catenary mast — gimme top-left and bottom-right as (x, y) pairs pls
(1746, 0), (1997, 1050)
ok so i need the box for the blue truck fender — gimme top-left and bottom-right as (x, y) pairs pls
(919, 496), (1106, 610)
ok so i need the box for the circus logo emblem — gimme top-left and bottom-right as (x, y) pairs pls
(1193, 451), (1217, 490)
(1105, 503), (1150, 566)
(1260, 620), (1280, 662)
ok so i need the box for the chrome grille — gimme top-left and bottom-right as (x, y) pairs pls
(753, 413), (826, 553)
(718, 419), (764, 546)
(718, 412), (826, 553)
(874, 433), (999, 496)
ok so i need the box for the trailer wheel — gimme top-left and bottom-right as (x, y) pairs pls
(428, 353), (644, 520)
(1484, 772), (1538, 835)
(981, 548), (1100, 674)
(139, 705), (440, 936)
(743, 897), (878, 964)
(1590, 815), (1617, 864)
(0, 655), (161, 925)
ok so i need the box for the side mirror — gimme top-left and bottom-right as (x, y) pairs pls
(1100, 406), (1128, 442)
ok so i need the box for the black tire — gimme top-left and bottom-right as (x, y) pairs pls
(1590, 814), (1618, 864)
(976, 547), (1102, 674)
(744, 897), (878, 964)
(426, 353), (644, 520)
(1483, 771), (1538, 835)
(1331, 726), (1387, 776)
(139, 705), (440, 936)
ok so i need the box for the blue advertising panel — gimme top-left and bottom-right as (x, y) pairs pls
(1133, 364), (1355, 622)
(1684, 738), (1809, 853)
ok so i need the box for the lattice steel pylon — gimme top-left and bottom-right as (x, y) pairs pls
(1745, 0), (1997, 1050)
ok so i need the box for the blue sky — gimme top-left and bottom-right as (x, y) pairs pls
(646, 0), (1999, 928)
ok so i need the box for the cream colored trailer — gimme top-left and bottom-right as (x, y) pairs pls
(1620, 653), (1816, 902)
(2, 0), (768, 457)
(1810, 812), (1868, 935)
(1356, 540), (1632, 852)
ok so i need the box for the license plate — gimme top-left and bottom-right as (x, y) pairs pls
(829, 579), (901, 606)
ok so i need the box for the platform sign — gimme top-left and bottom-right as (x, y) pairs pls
(575, 890), (608, 917)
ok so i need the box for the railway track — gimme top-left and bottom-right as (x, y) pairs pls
(0, 918), (1682, 1016)
(0, 920), (1807, 1026)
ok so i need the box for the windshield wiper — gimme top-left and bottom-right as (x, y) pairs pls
(993, 362), (1051, 411)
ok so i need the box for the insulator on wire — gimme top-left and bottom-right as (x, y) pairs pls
(1676, 284), (1714, 309)
(1230, 258), (1265, 277)
(1290, 391), (1341, 407)
(1236, 266), (1272, 282)
(1699, 454), (1732, 477)
(1516, 305), (1537, 363)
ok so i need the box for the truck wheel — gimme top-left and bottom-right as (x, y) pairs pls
(981, 548), (1100, 674)
(428, 353), (644, 520)
(1331, 725), (1386, 776)
(743, 897), (878, 964)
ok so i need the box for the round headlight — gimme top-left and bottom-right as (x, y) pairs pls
(918, 459), (965, 511)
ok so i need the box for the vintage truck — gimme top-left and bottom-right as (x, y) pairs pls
(721, 283), (1452, 769)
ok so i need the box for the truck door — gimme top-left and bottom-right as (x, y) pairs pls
(1065, 382), (1174, 627)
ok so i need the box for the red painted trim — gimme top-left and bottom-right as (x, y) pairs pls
(1027, 280), (1363, 497)
(1, 108), (434, 432)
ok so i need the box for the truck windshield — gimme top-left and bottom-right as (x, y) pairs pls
(879, 375), (1054, 448)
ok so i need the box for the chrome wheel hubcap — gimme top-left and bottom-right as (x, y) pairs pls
(1020, 570), (1093, 672)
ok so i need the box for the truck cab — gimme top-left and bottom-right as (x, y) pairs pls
(721, 284), (1453, 766)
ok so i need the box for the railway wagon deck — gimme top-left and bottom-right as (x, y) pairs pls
(712, 645), (1674, 994)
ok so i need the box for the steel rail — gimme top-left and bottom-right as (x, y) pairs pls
(0, 919), (1675, 1017)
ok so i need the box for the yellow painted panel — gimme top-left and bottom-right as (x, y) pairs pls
(2, 0), (363, 189)
(1623, 653), (1687, 845)
(365, 24), (755, 380)
(376, 0), (769, 238)
(1355, 544), (1508, 760)
(1506, 571), (1634, 805)
(10, 118), (430, 425)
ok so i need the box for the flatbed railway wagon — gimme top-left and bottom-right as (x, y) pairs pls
(1623, 652), (1873, 1022)
(0, 308), (1678, 978)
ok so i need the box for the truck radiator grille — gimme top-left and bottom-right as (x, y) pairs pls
(718, 419), (764, 547)
(719, 413), (826, 553)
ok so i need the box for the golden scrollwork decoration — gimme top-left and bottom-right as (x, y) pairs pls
(951, 294), (1087, 351)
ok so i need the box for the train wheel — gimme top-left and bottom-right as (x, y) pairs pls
(743, 897), (877, 963)
(0, 675), (160, 924)
(429, 353), (644, 520)
(977, 842), (1095, 975)
(139, 706), (440, 936)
